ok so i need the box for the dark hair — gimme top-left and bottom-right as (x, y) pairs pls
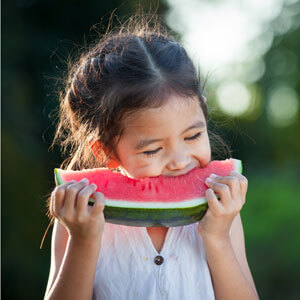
(51, 13), (208, 171)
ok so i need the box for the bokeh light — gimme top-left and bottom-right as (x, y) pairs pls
(216, 81), (252, 116)
(267, 86), (299, 126)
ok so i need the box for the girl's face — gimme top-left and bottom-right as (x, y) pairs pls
(115, 95), (211, 179)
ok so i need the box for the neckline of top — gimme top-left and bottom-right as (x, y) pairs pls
(142, 226), (177, 256)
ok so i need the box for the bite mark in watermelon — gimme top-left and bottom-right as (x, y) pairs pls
(54, 158), (242, 227)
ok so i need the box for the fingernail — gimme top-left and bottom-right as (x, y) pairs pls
(81, 178), (89, 183)
(210, 173), (217, 178)
(205, 177), (213, 184)
(91, 183), (97, 189)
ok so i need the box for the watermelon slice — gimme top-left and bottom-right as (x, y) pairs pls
(54, 158), (242, 227)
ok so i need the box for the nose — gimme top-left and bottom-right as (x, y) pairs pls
(166, 149), (191, 171)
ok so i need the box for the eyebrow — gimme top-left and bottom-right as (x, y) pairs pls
(134, 120), (206, 150)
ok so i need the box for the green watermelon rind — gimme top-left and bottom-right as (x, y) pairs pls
(53, 159), (242, 227)
(103, 204), (208, 227)
(54, 168), (63, 186)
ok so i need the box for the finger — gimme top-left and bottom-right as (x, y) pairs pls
(64, 178), (89, 212)
(209, 174), (241, 201)
(53, 181), (76, 217)
(205, 188), (224, 215)
(90, 192), (106, 218)
(230, 171), (248, 199)
(205, 177), (232, 208)
(76, 183), (98, 214)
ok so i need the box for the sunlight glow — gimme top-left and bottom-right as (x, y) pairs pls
(165, 0), (284, 77)
(164, 0), (297, 120)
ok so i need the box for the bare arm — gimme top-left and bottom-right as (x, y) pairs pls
(198, 171), (259, 300)
(202, 214), (259, 300)
(44, 220), (102, 300)
(44, 180), (106, 300)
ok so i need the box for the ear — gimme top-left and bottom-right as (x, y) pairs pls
(89, 140), (120, 168)
(89, 140), (103, 162)
(202, 96), (207, 104)
(105, 158), (120, 169)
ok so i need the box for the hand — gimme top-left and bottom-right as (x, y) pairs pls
(50, 178), (106, 242)
(198, 171), (248, 242)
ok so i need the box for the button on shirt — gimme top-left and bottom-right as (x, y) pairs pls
(154, 255), (164, 265)
(93, 222), (215, 300)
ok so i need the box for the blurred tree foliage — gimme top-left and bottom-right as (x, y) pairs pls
(2, 1), (299, 299)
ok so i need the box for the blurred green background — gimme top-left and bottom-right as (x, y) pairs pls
(2, 0), (300, 299)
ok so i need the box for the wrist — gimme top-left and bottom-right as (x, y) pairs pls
(69, 232), (103, 248)
(200, 231), (231, 249)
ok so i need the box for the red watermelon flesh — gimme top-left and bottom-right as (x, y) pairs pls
(55, 159), (241, 203)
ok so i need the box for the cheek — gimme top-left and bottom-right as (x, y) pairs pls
(204, 144), (212, 164)
(194, 136), (211, 164)
(134, 158), (164, 178)
(130, 166), (161, 179)
(120, 156), (157, 178)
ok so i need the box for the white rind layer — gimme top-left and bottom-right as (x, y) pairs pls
(233, 159), (243, 173)
(104, 197), (207, 209)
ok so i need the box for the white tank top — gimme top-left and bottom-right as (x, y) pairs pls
(93, 222), (215, 300)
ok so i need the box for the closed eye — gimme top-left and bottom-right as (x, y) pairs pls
(142, 133), (202, 156)
(185, 132), (202, 141)
(142, 147), (162, 156)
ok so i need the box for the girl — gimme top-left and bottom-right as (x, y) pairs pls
(44, 15), (259, 300)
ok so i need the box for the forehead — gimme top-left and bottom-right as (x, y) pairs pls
(122, 95), (205, 135)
